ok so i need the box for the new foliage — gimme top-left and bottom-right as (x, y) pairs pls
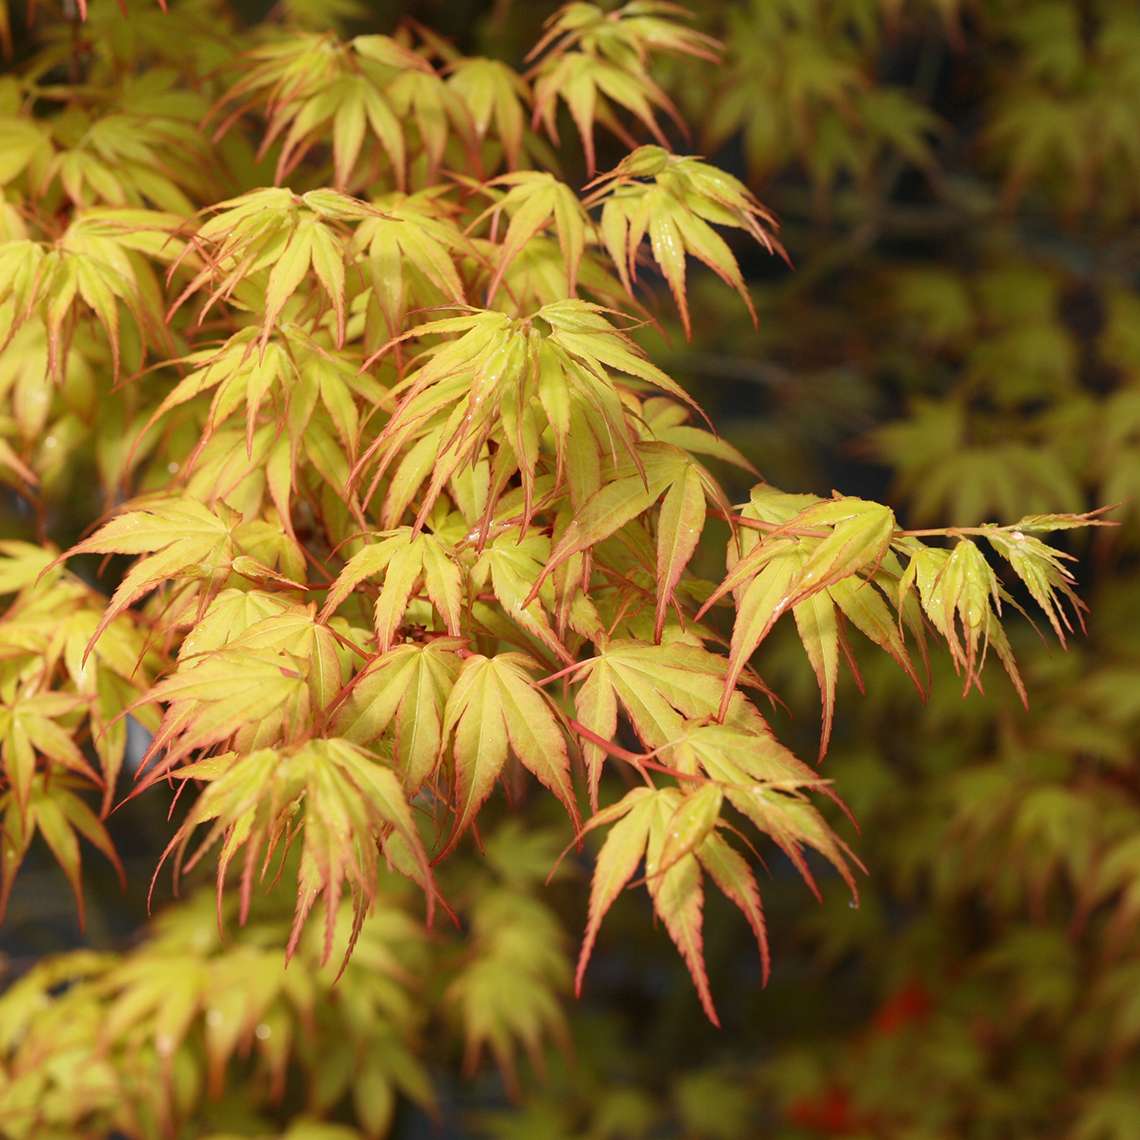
(0, 1), (1107, 1137)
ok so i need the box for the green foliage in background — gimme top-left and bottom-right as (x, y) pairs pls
(0, 1), (1135, 1137)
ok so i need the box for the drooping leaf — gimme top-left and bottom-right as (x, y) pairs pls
(442, 653), (579, 855)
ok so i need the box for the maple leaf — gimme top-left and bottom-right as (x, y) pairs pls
(0, 777), (122, 926)
(354, 189), (470, 337)
(333, 638), (463, 792)
(162, 738), (434, 965)
(531, 440), (728, 611)
(570, 638), (769, 803)
(469, 528), (573, 665)
(982, 524), (1088, 646)
(0, 210), (177, 378)
(63, 497), (237, 653)
(899, 538), (1023, 703)
(527, 2), (718, 174)
(63, 496), (308, 657)
(448, 58), (530, 170)
(0, 550), (164, 812)
(320, 527), (464, 651)
(39, 102), (217, 215)
(475, 172), (592, 303)
(137, 603), (348, 781)
(700, 492), (899, 720)
(575, 781), (777, 1026)
(440, 653), (580, 856)
(168, 187), (372, 346)
(0, 689), (101, 817)
(142, 327), (385, 497)
(586, 146), (782, 336)
(355, 301), (706, 531)
(213, 31), (446, 189)
(447, 880), (569, 1091)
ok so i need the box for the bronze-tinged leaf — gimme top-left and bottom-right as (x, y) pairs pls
(655, 463), (706, 640)
(696, 831), (770, 984)
(575, 788), (655, 994)
(792, 590), (839, 761)
(654, 782), (724, 880)
(718, 545), (800, 719)
(828, 577), (921, 693)
(441, 653), (578, 857)
(334, 641), (463, 793)
(573, 659), (619, 812)
(646, 794), (718, 1026)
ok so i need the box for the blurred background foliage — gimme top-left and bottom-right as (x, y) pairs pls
(2, 0), (1139, 1137)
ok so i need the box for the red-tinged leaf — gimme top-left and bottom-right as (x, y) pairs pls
(332, 85), (368, 189)
(914, 538), (1002, 696)
(1011, 508), (1116, 533)
(720, 547), (800, 719)
(793, 499), (895, 594)
(745, 789), (861, 903)
(723, 786), (821, 901)
(353, 33), (434, 72)
(531, 459), (679, 603)
(576, 789), (655, 994)
(649, 209), (690, 336)
(421, 538), (464, 637)
(679, 722), (824, 794)
(374, 541), (426, 652)
(63, 498), (236, 658)
(702, 498), (895, 618)
(66, 497), (232, 558)
(574, 661), (619, 812)
(3, 720), (37, 817)
(792, 590), (839, 761)
(262, 220), (313, 343)
(645, 797), (719, 1024)
(442, 654), (580, 857)
(828, 576), (921, 693)
(138, 649), (312, 781)
(493, 658), (579, 830)
(31, 793), (86, 928)
(484, 175), (588, 294)
(984, 611), (1028, 708)
(543, 303), (707, 418)
(74, 256), (123, 379)
(479, 534), (573, 666)
(697, 831), (770, 984)
(0, 780), (121, 930)
(599, 198), (633, 294)
(21, 708), (102, 786)
(984, 528), (1086, 646)
(576, 785), (656, 838)
(654, 782), (724, 881)
(573, 640), (742, 753)
(441, 656), (511, 856)
(319, 531), (408, 620)
(309, 220), (346, 346)
(334, 641), (462, 792)
(483, 183), (555, 304)
(655, 463), (706, 640)
(672, 206), (757, 326)
(322, 739), (435, 923)
(55, 787), (124, 888)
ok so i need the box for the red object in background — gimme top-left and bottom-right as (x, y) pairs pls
(787, 1086), (856, 1134)
(871, 980), (933, 1036)
(784, 983), (935, 1135)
